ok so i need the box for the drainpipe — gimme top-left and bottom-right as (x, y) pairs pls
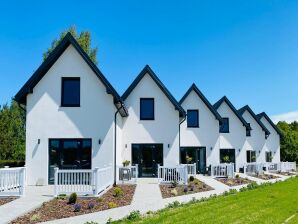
(178, 115), (186, 155)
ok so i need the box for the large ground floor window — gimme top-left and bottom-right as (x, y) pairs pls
(246, 150), (256, 163)
(265, 151), (272, 162)
(180, 147), (206, 174)
(48, 139), (92, 184)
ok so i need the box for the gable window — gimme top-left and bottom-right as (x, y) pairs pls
(187, 110), (199, 127)
(61, 77), (80, 107)
(265, 151), (272, 162)
(140, 98), (154, 120)
(246, 150), (256, 163)
(220, 118), (229, 133)
(246, 123), (251, 136)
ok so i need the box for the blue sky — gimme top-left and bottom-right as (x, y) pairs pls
(0, 0), (298, 119)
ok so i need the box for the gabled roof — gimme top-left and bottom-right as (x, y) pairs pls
(122, 65), (186, 117)
(179, 83), (223, 124)
(14, 32), (128, 117)
(213, 96), (251, 129)
(238, 105), (270, 136)
(256, 112), (282, 136)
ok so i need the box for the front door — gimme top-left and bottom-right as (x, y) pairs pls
(132, 144), (163, 177)
(48, 139), (92, 184)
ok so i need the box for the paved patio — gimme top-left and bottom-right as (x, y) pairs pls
(0, 173), (292, 224)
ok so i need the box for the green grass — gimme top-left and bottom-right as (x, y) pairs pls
(114, 177), (298, 224)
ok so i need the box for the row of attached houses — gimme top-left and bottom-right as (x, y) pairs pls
(14, 33), (281, 185)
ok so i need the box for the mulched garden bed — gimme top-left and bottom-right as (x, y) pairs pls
(10, 184), (136, 224)
(250, 174), (279, 180)
(159, 178), (213, 198)
(216, 177), (253, 186)
(0, 197), (17, 206)
(276, 171), (297, 176)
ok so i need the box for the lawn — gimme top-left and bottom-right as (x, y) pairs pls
(114, 177), (298, 224)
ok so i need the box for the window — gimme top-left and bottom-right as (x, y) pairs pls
(266, 151), (272, 162)
(220, 149), (235, 165)
(220, 118), (229, 133)
(246, 123), (251, 136)
(187, 110), (199, 127)
(246, 150), (256, 163)
(61, 78), (80, 107)
(140, 98), (154, 120)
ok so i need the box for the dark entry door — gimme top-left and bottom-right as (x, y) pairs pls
(48, 139), (92, 184)
(180, 147), (207, 174)
(132, 144), (163, 177)
(197, 147), (206, 174)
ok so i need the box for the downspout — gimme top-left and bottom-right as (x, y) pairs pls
(178, 114), (186, 154)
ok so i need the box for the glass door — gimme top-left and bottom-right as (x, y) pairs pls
(197, 147), (206, 174)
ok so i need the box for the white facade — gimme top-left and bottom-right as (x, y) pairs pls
(25, 45), (117, 185)
(180, 87), (221, 167)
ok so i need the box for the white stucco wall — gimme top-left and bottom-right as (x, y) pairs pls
(216, 102), (247, 171)
(259, 117), (280, 162)
(120, 73), (180, 166)
(241, 110), (267, 163)
(26, 45), (116, 185)
(180, 90), (220, 166)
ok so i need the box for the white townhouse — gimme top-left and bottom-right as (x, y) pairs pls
(238, 105), (271, 167)
(14, 33), (282, 185)
(119, 65), (186, 177)
(179, 84), (223, 174)
(256, 112), (281, 163)
(14, 33), (128, 185)
(213, 96), (251, 172)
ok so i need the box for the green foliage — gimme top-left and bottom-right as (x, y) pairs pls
(43, 26), (98, 64)
(122, 160), (130, 167)
(166, 201), (181, 208)
(108, 202), (117, 208)
(68, 192), (77, 204)
(0, 101), (25, 160)
(113, 187), (123, 197)
(223, 155), (230, 163)
(0, 160), (25, 168)
(126, 210), (141, 221)
(277, 121), (298, 162)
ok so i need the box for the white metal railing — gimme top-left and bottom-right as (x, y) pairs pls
(54, 166), (113, 196)
(244, 163), (264, 175)
(210, 163), (234, 178)
(157, 165), (188, 184)
(280, 162), (296, 172)
(118, 164), (138, 183)
(0, 167), (26, 197)
(265, 162), (281, 172)
(182, 163), (196, 175)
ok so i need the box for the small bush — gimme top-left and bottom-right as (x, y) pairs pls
(68, 192), (77, 204)
(96, 197), (103, 203)
(170, 188), (178, 196)
(229, 189), (237, 194)
(193, 178), (201, 185)
(113, 187), (123, 197)
(246, 182), (258, 190)
(88, 202), (95, 209)
(189, 176), (195, 182)
(122, 160), (131, 167)
(73, 203), (81, 212)
(166, 201), (180, 208)
(108, 202), (118, 208)
(30, 214), (40, 222)
(235, 174), (240, 178)
(183, 186), (188, 193)
(126, 210), (141, 220)
(57, 194), (67, 200)
(171, 180), (178, 188)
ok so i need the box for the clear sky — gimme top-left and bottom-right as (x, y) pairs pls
(0, 0), (298, 120)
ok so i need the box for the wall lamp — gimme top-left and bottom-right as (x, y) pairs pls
(98, 139), (101, 145)
(210, 147), (213, 151)
(168, 144), (170, 148)
(38, 139), (40, 144)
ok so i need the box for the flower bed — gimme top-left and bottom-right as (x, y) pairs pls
(0, 197), (17, 206)
(250, 174), (279, 180)
(11, 185), (136, 224)
(216, 177), (253, 186)
(277, 171), (297, 176)
(159, 177), (213, 198)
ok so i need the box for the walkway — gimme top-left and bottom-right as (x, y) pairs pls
(0, 185), (54, 224)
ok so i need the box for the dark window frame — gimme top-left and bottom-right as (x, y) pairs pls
(61, 77), (81, 107)
(220, 117), (229, 133)
(140, 98), (155, 120)
(265, 151), (272, 162)
(187, 109), (199, 128)
(246, 150), (256, 163)
(246, 123), (251, 137)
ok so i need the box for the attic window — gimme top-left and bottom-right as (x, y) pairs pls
(246, 123), (251, 137)
(61, 77), (80, 107)
(140, 98), (154, 120)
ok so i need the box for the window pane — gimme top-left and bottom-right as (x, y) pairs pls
(220, 149), (235, 164)
(220, 118), (229, 133)
(187, 110), (199, 127)
(62, 78), (80, 106)
(246, 123), (251, 136)
(251, 151), (256, 162)
(140, 98), (154, 120)
(81, 140), (92, 169)
(246, 150), (251, 163)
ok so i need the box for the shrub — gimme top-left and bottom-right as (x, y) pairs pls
(170, 188), (178, 196)
(30, 214), (40, 222)
(0, 160), (25, 168)
(189, 176), (195, 182)
(56, 194), (67, 200)
(193, 178), (201, 185)
(166, 201), (180, 208)
(96, 197), (103, 203)
(122, 160), (130, 167)
(108, 202), (117, 208)
(68, 192), (77, 204)
(229, 189), (237, 194)
(171, 180), (178, 188)
(126, 210), (141, 220)
(235, 174), (240, 178)
(73, 203), (81, 212)
(88, 202), (95, 209)
(113, 187), (123, 197)
(183, 186), (188, 193)
(246, 182), (258, 190)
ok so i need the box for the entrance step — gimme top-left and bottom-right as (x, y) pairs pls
(136, 178), (159, 184)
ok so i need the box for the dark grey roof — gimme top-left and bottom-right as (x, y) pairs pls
(179, 83), (223, 124)
(213, 96), (251, 129)
(256, 112), (282, 136)
(14, 32), (128, 117)
(238, 105), (270, 136)
(122, 65), (186, 117)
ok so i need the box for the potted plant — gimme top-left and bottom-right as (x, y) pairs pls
(122, 160), (130, 167)
(223, 155), (230, 163)
(185, 155), (193, 164)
